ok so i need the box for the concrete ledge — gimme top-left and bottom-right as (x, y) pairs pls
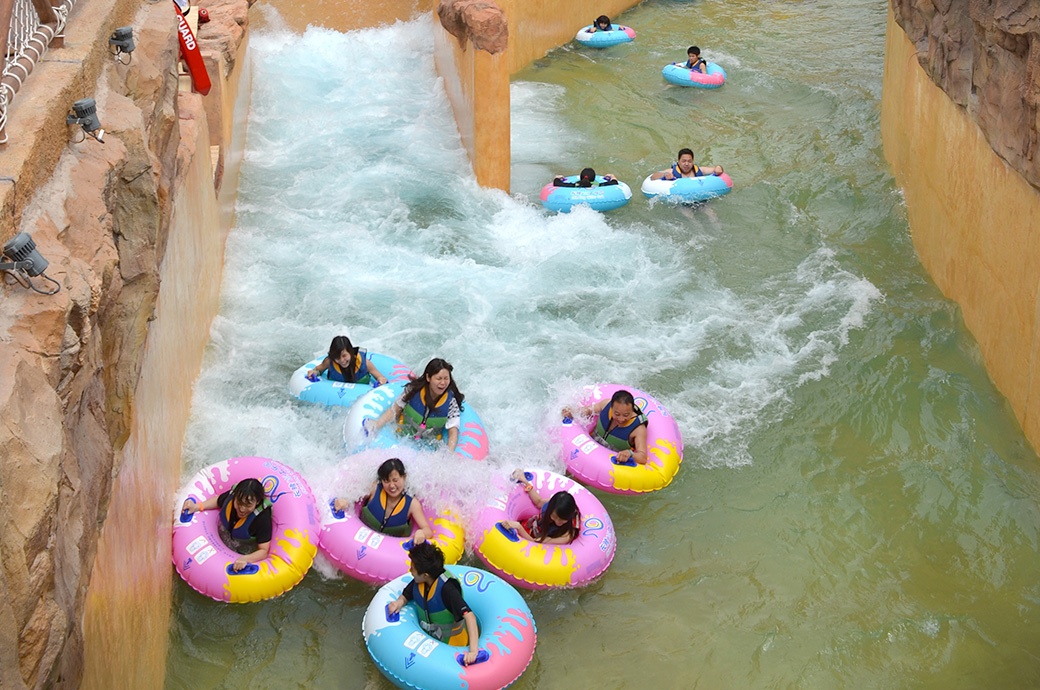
(0, 0), (139, 239)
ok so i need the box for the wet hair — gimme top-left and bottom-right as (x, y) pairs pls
(401, 358), (465, 411)
(578, 167), (596, 188)
(408, 541), (446, 578)
(596, 14), (610, 27)
(677, 148), (695, 161)
(231, 478), (265, 507)
(328, 335), (360, 382)
(688, 46), (700, 56)
(609, 389), (646, 416)
(541, 492), (581, 543)
(377, 457), (406, 482)
(608, 390), (648, 449)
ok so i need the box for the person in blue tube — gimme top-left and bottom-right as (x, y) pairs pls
(563, 389), (649, 464)
(181, 478), (272, 571)
(387, 542), (481, 664)
(589, 14), (613, 32)
(553, 167), (619, 188)
(650, 148), (724, 180)
(368, 358), (465, 452)
(683, 45), (708, 73)
(306, 335), (389, 385)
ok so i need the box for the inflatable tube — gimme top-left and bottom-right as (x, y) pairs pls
(540, 176), (633, 213)
(574, 24), (635, 48)
(342, 383), (490, 461)
(364, 565), (537, 690)
(555, 384), (683, 495)
(319, 498), (466, 585)
(474, 470), (616, 589)
(288, 351), (412, 407)
(661, 61), (727, 88)
(641, 172), (734, 203)
(173, 456), (320, 603)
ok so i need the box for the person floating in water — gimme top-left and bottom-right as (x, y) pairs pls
(589, 14), (613, 32)
(553, 167), (620, 188)
(564, 389), (649, 465)
(181, 478), (272, 571)
(650, 148), (724, 180)
(501, 470), (582, 544)
(307, 335), (389, 385)
(682, 45), (708, 73)
(386, 542), (481, 664)
(332, 458), (434, 543)
(368, 358), (465, 451)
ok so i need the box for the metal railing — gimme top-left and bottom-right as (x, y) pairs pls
(0, 0), (78, 144)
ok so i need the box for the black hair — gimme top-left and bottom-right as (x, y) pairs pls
(677, 148), (695, 161)
(596, 14), (610, 26)
(688, 46), (700, 55)
(401, 358), (465, 411)
(231, 478), (265, 507)
(328, 335), (360, 382)
(377, 457), (406, 481)
(609, 389), (646, 417)
(408, 541), (446, 578)
(579, 167), (596, 188)
(541, 492), (581, 543)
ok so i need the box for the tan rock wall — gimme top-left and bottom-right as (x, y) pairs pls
(434, 2), (510, 190)
(882, 9), (1040, 450)
(889, 0), (1040, 190)
(432, 0), (643, 191)
(0, 0), (249, 685)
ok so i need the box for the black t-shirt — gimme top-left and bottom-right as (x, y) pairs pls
(217, 490), (273, 543)
(402, 576), (471, 621)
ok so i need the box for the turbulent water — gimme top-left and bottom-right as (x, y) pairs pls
(166, 0), (1040, 687)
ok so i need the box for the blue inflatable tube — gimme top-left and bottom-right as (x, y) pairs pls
(363, 566), (537, 690)
(288, 351), (412, 407)
(661, 61), (727, 89)
(539, 176), (633, 213)
(574, 24), (635, 48)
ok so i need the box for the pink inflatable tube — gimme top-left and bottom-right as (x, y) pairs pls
(473, 470), (616, 589)
(173, 456), (320, 603)
(555, 384), (684, 495)
(319, 498), (466, 585)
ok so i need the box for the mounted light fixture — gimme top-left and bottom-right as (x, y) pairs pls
(66, 98), (105, 144)
(109, 26), (135, 64)
(1, 233), (60, 295)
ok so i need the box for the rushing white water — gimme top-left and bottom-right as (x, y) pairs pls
(168, 3), (1040, 688)
(183, 17), (877, 477)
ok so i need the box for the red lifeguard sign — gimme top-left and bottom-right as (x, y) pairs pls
(175, 2), (211, 95)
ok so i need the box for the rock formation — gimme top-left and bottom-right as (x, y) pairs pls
(437, 0), (508, 54)
(890, 0), (1040, 189)
(0, 0), (248, 685)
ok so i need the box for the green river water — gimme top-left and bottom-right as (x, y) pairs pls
(165, 0), (1040, 687)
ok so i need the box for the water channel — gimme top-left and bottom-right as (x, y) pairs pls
(165, 1), (1040, 686)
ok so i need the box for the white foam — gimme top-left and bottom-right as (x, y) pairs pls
(182, 16), (882, 495)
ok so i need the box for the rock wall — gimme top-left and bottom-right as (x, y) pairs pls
(432, 0), (645, 190)
(890, 0), (1040, 189)
(0, 0), (249, 685)
(434, 0), (510, 190)
(882, 6), (1040, 451)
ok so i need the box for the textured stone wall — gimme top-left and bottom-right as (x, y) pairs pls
(882, 7), (1040, 452)
(890, 0), (1040, 189)
(0, 0), (248, 685)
